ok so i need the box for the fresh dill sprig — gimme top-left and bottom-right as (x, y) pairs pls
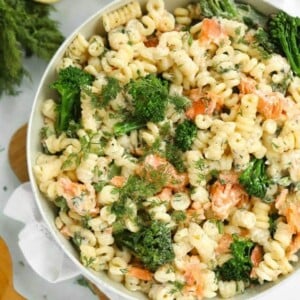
(99, 77), (121, 107)
(0, 0), (64, 96)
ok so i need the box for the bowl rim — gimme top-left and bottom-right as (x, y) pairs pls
(26, 0), (300, 299)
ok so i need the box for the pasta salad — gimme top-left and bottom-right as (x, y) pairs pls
(33, 0), (300, 299)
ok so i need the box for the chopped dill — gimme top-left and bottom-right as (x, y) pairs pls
(171, 211), (187, 223)
(99, 77), (121, 107)
(72, 232), (83, 248)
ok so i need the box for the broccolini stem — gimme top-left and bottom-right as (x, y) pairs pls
(114, 120), (144, 136)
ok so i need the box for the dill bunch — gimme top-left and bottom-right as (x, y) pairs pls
(0, 0), (64, 96)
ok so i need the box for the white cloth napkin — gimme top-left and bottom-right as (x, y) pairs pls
(3, 182), (81, 283)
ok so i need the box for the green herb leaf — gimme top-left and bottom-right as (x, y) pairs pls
(0, 0), (64, 96)
(114, 220), (175, 271)
(100, 77), (121, 107)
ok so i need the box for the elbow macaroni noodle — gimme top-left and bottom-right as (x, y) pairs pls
(34, 0), (300, 299)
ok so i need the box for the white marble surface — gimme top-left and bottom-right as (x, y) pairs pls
(0, 0), (299, 299)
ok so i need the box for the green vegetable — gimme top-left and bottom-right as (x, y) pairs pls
(253, 27), (276, 57)
(168, 94), (191, 113)
(171, 210), (187, 223)
(108, 163), (122, 179)
(216, 235), (254, 281)
(111, 174), (162, 229)
(127, 74), (169, 123)
(199, 0), (238, 19)
(0, 0), (64, 96)
(114, 221), (175, 271)
(174, 120), (197, 152)
(170, 281), (185, 295)
(61, 153), (80, 170)
(81, 215), (92, 229)
(271, 72), (292, 94)
(235, 3), (268, 28)
(114, 120), (144, 136)
(199, 0), (267, 28)
(72, 232), (83, 248)
(269, 11), (300, 76)
(50, 66), (94, 132)
(239, 158), (270, 199)
(99, 77), (121, 107)
(199, 0), (300, 71)
(113, 75), (191, 136)
(244, 11), (300, 77)
(111, 166), (169, 233)
(92, 181), (107, 192)
(119, 166), (168, 203)
(119, 176), (157, 202)
(165, 143), (186, 173)
(54, 196), (68, 212)
(114, 74), (169, 135)
(65, 120), (81, 138)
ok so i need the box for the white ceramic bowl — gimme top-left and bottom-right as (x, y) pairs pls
(27, 0), (300, 299)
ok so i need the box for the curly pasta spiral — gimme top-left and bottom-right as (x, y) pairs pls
(44, 133), (81, 154)
(102, 1), (142, 32)
(174, 2), (201, 26)
(288, 77), (300, 103)
(65, 33), (89, 64)
(147, 0), (175, 32)
(41, 99), (57, 121)
(81, 91), (99, 132)
(218, 280), (245, 299)
(39, 179), (60, 201)
(252, 199), (270, 230)
(254, 221), (294, 282)
(34, 154), (62, 183)
(188, 222), (217, 263)
(76, 153), (98, 184)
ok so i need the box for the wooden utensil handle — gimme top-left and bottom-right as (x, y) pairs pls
(0, 237), (26, 300)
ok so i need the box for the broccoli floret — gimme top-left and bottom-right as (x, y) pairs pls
(174, 120), (197, 152)
(112, 75), (190, 136)
(114, 221), (175, 271)
(199, 0), (238, 19)
(239, 158), (270, 199)
(216, 235), (254, 282)
(269, 11), (300, 76)
(50, 66), (94, 132)
(113, 74), (169, 135)
(127, 74), (169, 123)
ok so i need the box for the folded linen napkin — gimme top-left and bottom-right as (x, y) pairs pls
(3, 183), (125, 300)
(3, 182), (81, 283)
